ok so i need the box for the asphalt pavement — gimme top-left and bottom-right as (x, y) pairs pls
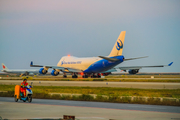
(0, 97), (180, 120)
(0, 80), (180, 89)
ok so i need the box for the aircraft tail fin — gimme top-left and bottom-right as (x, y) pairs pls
(2, 63), (8, 70)
(108, 31), (126, 57)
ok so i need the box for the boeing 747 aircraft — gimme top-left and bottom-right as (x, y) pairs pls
(30, 31), (173, 78)
(1, 63), (39, 76)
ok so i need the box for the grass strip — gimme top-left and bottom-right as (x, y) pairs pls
(1, 91), (179, 106)
(0, 85), (180, 106)
(1, 85), (180, 98)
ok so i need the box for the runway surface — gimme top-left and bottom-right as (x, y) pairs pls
(0, 97), (180, 120)
(0, 80), (180, 89)
(1, 77), (180, 80)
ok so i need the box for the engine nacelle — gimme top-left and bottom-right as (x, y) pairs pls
(101, 72), (111, 76)
(51, 69), (59, 76)
(128, 69), (139, 74)
(39, 68), (48, 74)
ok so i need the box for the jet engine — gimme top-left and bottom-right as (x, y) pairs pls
(39, 68), (48, 74)
(51, 69), (59, 76)
(128, 69), (139, 74)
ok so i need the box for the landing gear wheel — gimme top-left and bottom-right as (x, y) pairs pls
(72, 73), (78, 78)
(85, 75), (88, 78)
(14, 95), (18, 102)
(63, 75), (67, 78)
(91, 75), (97, 78)
(97, 73), (101, 78)
(28, 95), (32, 103)
(82, 75), (88, 78)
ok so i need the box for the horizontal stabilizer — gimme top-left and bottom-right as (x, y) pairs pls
(98, 56), (119, 62)
(124, 56), (148, 61)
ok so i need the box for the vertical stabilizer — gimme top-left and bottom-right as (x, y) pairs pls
(108, 31), (126, 57)
(2, 63), (8, 70)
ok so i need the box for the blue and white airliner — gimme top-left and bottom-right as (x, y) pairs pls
(30, 31), (173, 78)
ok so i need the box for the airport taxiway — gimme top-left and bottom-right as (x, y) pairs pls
(0, 80), (180, 89)
(0, 97), (180, 120)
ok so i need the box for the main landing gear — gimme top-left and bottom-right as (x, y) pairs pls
(63, 73), (67, 78)
(82, 74), (88, 78)
(90, 73), (101, 78)
(72, 73), (78, 78)
(70, 73), (102, 78)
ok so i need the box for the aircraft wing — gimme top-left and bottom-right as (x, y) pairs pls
(30, 61), (82, 73)
(118, 62), (173, 71)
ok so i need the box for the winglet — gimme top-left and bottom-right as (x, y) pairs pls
(168, 62), (173, 66)
(124, 56), (148, 61)
(30, 61), (44, 67)
(30, 61), (33, 66)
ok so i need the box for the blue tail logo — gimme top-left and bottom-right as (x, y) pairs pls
(116, 39), (123, 50)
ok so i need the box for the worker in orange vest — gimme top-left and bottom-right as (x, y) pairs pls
(21, 78), (29, 97)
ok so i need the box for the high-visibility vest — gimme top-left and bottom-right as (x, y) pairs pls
(21, 82), (29, 88)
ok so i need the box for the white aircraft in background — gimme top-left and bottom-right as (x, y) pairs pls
(30, 31), (173, 78)
(1, 63), (39, 76)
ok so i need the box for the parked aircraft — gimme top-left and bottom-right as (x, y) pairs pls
(30, 31), (173, 78)
(1, 63), (39, 76)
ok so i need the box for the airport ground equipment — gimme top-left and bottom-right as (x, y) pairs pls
(14, 85), (33, 102)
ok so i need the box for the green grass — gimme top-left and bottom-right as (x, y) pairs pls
(1, 85), (180, 106)
(1, 85), (180, 98)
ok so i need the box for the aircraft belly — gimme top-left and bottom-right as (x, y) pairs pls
(84, 60), (121, 73)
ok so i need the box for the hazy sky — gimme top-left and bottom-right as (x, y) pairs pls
(0, 0), (180, 73)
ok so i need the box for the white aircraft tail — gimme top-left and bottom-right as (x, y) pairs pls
(109, 31), (126, 57)
(2, 63), (8, 70)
